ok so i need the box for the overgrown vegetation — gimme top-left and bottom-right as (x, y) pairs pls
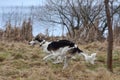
(0, 18), (33, 42)
(0, 41), (119, 80)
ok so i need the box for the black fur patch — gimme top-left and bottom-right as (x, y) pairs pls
(68, 47), (83, 55)
(47, 40), (75, 51)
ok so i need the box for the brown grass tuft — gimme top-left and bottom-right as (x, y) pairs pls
(0, 41), (120, 80)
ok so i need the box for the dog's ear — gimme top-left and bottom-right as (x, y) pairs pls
(34, 34), (41, 41)
(35, 34), (40, 39)
(35, 33), (48, 41)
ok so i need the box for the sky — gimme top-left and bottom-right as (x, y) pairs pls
(0, 0), (64, 36)
(0, 0), (45, 36)
(0, 0), (44, 7)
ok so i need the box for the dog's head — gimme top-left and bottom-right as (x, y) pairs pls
(29, 35), (45, 46)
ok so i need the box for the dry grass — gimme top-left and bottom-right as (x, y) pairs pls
(0, 41), (120, 80)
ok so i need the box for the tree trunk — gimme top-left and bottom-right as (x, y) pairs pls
(104, 0), (113, 72)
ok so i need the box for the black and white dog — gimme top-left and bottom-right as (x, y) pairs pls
(29, 36), (96, 69)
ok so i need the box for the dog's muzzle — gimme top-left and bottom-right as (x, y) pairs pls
(29, 41), (36, 46)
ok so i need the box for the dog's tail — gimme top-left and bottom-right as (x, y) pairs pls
(80, 52), (97, 64)
(72, 47), (97, 64)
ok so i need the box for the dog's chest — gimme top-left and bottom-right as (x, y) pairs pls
(42, 43), (51, 54)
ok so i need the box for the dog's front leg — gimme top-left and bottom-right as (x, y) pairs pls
(43, 54), (54, 61)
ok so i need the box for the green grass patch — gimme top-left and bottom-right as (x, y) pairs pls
(12, 60), (30, 70)
(113, 61), (120, 68)
(86, 63), (99, 70)
(0, 52), (10, 62)
(113, 50), (120, 61)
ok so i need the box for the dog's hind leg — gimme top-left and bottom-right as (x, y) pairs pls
(63, 56), (69, 69)
(53, 56), (63, 64)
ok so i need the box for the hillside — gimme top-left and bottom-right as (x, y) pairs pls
(0, 41), (120, 80)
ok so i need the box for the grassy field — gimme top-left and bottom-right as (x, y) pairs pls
(0, 41), (120, 80)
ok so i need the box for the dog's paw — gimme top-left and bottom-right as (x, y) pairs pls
(71, 56), (76, 60)
(53, 61), (62, 64)
(53, 61), (59, 64)
(43, 57), (47, 61)
(62, 64), (68, 70)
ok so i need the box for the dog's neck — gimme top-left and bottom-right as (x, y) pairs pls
(40, 41), (51, 54)
(42, 41), (50, 47)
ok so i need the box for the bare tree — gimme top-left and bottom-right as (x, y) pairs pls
(104, 0), (113, 72)
(35, 0), (105, 42)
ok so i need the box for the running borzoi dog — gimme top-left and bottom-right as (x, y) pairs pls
(29, 36), (96, 69)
